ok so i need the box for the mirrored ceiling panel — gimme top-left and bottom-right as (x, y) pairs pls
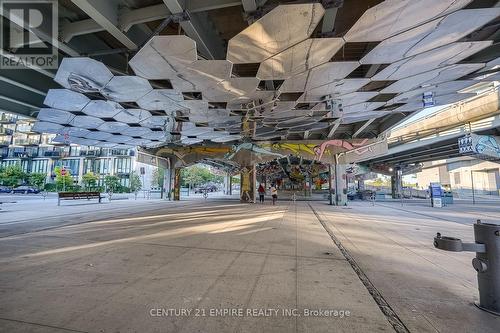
(70, 115), (105, 129)
(122, 127), (152, 137)
(301, 79), (371, 101)
(279, 62), (360, 93)
(136, 89), (185, 112)
(59, 126), (91, 138)
(342, 111), (391, 124)
(372, 41), (492, 81)
(211, 135), (242, 143)
(391, 93), (476, 112)
(336, 92), (379, 107)
(82, 100), (123, 118)
(93, 142), (118, 148)
(227, 3), (325, 63)
(54, 58), (113, 93)
(106, 134), (133, 144)
(197, 131), (229, 140)
(256, 38), (344, 80)
(34, 1), (497, 147)
(32, 121), (64, 134)
(208, 116), (242, 128)
(113, 109), (152, 124)
(126, 138), (152, 146)
(180, 137), (204, 145)
(129, 36), (197, 80)
(342, 102), (386, 114)
(139, 116), (173, 129)
(171, 60), (232, 91)
(276, 116), (319, 129)
(97, 122), (131, 133)
(102, 76), (153, 102)
(344, 0), (472, 42)
(478, 57), (500, 73)
(44, 89), (90, 111)
(288, 122), (329, 133)
(361, 9), (500, 65)
(381, 63), (485, 93)
(388, 80), (477, 104)
(83, 131), (112, 141)
(202, 78), (260, 102)
(143, 131), (170, 141)
(38, 108), (75, 124)
(56, 135), (99, 146)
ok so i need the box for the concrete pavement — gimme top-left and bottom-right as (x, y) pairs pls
(0, 198), (499, 332)
(0, 199), (392, 333)
(311, 201), (500, 333)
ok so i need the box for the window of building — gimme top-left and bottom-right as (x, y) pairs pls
(56, 159), (80, 177)
(70, 146), (81, 157)
(114, 158), (131, 174)
(454, 172), (461, 185)
(32, 159), (49, 173)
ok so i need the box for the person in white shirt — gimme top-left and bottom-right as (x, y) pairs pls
(270, 185), (278, 205)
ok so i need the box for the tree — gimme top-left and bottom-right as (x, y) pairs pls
(29, 172), (47, 190)
(82, 172), (99, 190)
(104, 175), (120, 200)
(129, 171), (142, 199)
(54, 166), (73, 191)
(151, 168), (165, 188)
(0, 164), (27, 187)
(181, 165), (224, 188)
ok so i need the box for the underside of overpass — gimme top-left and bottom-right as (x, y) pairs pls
(1, 1), (500, 332)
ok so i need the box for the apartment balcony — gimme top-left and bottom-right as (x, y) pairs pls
(0, 128), (14, 135)
(13, 139), (41, 146)
(80, 150), (101, 157)
(12, 151), (35, 158)
(43, 151), (69, 158)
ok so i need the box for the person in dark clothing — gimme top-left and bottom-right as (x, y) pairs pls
(258, 184), (265, 203)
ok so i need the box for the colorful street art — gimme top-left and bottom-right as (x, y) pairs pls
(240, 166), (255, 203)
(225, 143), (285, 160)
(313, 139), (369, 160)
(155, 139), (386, 166)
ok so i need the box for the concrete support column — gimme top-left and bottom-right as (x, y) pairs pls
(333, 162), (348, 206)
(328, 164), (334, 205)
(358, 177), (365, 191)
(240, 165), (256, 203)
(78, 157), (84, 184)
(224, 172), (232, 195)
(173, 167), (181, 201)
(391, 167), (403, 199)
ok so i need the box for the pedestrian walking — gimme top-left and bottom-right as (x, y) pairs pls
(270, 185), (278, 205)
(258, 184), (265, 203)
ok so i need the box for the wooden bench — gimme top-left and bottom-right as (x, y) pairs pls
(58, 192), (102, 206)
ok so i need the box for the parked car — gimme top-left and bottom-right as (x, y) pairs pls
(205, 184), (218, 192)
(12, 185), (40, 194)
(0, 185), (12, 193)
(194, 186), (208, 194)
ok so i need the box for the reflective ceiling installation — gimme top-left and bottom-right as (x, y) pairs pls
(31, 1), (500, 150)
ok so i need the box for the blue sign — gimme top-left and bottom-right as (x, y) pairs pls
(423, 92), (435, 108)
